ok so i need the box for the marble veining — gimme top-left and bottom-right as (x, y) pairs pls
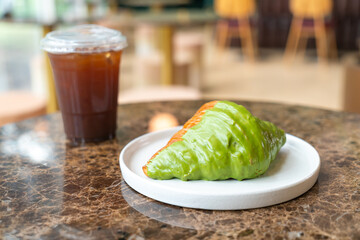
(0, 100), (359, 239)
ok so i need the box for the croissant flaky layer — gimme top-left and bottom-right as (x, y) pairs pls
(143, 101), (286, 181)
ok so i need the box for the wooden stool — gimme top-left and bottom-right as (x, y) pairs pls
(0, 91), (47, 126)
(284, 0), (337, 63)
(118, 86), (201, 104)
(214, 0), (257, 61)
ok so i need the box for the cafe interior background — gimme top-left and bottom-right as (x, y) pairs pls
(0, 0), (359, 127)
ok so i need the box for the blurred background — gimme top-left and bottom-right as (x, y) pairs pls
(0, 0), (360, 126)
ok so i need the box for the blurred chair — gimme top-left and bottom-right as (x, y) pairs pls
(118, 86), (201, 104)
(343, 64), (360, 114)
(174, 32), (204, 89)
(136, 52), (192, 87)
(284, 0), (337, 62)
(214, 0), (257, 61)
(0, 91), (47, 126)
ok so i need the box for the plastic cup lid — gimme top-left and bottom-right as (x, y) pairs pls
(41, 24), (127, 54)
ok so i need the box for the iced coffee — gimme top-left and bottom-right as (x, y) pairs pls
(41, 25), (127, 145)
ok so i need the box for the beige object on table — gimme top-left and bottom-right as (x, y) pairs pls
(118, 86), (201, 104)
(0, 91), (47, 126)
(148, 112), (179, 132)
(284, 0), (337, 63)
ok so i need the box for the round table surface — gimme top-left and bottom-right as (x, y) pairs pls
(1, 100), (359, 239)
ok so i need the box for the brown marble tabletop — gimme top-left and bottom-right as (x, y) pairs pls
(1, 100), (359, 240)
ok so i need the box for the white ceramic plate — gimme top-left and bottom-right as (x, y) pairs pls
(119, 126), (320, 210)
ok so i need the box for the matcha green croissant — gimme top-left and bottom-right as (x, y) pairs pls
(143, 101), (286, 181)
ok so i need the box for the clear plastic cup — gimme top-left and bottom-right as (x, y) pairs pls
(41, 24), (127, 145)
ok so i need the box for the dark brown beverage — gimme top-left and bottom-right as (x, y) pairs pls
(41, 25), (127, 145)
(47, 51), (122, 144)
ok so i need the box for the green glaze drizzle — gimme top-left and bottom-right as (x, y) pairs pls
(146, 101), (286, 181)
